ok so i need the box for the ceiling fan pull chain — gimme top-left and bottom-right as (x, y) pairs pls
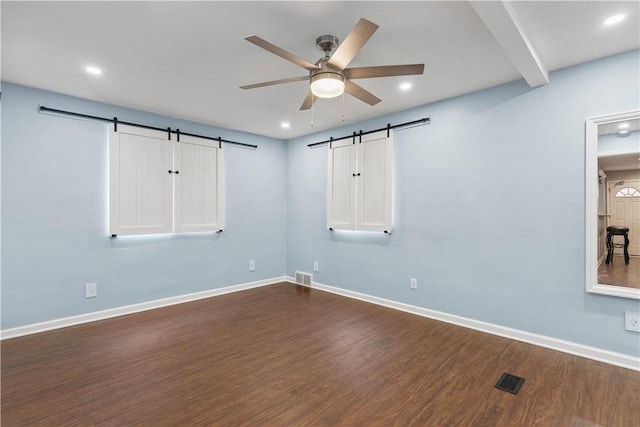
(341, 92), (345, 122)
(311, 94), (315, 128)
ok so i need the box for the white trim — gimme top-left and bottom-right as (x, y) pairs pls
(285, 277), (640, 371)
(585, 111), (640, 300)
(1, 277), (286, 340)
(5, 276), (637, 371)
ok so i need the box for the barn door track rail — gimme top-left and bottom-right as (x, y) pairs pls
(39, 105), (258, 149)
(307, 117), (430, 148)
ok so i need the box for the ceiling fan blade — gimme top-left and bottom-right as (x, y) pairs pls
(245, 35), (320, 71)
(327, 18), (379, 70)
(346, 64), (425, 80)
(240, 76), (309, 90)
(345, 81), (381, 106)
(299, 91), (318, 110)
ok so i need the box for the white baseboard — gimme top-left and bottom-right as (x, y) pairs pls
(5, 275), (638, 371)
(286, 276), (640, 372)
(1, 276), (287, 340)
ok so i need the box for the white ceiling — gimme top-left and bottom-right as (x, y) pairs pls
(2, 1), (639, 140)
(598, 119), (639, 172)
(599, 152), (640, 172)
(598, 118), (640, 135)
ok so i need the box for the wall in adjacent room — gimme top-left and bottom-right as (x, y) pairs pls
(1, 83), (287, 329)
(286, 50), (640, 357)
(605, 170), (640, 182)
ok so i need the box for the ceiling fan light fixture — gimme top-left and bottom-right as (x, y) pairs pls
(310, 72), (345, 98)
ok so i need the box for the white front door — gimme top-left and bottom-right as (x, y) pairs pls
(608, 179), (640, 256)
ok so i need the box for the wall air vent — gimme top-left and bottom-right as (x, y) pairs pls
(295, 271), (312, 287)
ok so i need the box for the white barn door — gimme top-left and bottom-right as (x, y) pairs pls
(174, 135), (225, 233)
(327, 130), (393, 232)
(327, 137), (357, 230)
(356, 131), (393, 232)
(109, 124), (173, 236)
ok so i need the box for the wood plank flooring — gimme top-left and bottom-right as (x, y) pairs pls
(2, 282), (639, 426)
(598, 256), (640, 289)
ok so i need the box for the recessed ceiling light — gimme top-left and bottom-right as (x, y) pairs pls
(281, 121), (290, 129)
(618, 123), (630, 129)
(603, 14), (625, 26)
(399, 82), (412, 91)
(618, 129), (630, 136)
(85, 65), (102, 75)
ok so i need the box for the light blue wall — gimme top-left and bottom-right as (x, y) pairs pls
(2, 51), (640, 358)
(1, 83), (287, 329)
(286, 50), (640, 357)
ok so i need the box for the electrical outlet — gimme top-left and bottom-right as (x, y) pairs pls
(625, 311), (640, 332)
(313, 261), (319, 272)
(85, 282), (97, 298)
(410, 278), (417, 290)
(249, 260), (255, 271)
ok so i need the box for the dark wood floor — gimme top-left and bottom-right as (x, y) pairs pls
(599, 256), (640, 289)
(2, 283), (639, 426)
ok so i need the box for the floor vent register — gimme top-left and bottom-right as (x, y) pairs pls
(495, 372), (525, 395)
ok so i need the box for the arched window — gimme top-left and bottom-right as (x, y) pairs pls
(615, 187), (640, 198)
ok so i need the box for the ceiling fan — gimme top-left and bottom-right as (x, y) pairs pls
(240, 18), (424, 110)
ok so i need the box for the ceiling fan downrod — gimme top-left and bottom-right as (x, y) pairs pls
(316, 35), (339, 58)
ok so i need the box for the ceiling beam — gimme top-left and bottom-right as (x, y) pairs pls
(470, 1), (549, 87)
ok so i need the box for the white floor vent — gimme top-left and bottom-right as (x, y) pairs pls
(295, 271), (312, 287)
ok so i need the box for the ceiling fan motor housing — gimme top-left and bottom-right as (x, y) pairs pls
(316, 35), (339, 57)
